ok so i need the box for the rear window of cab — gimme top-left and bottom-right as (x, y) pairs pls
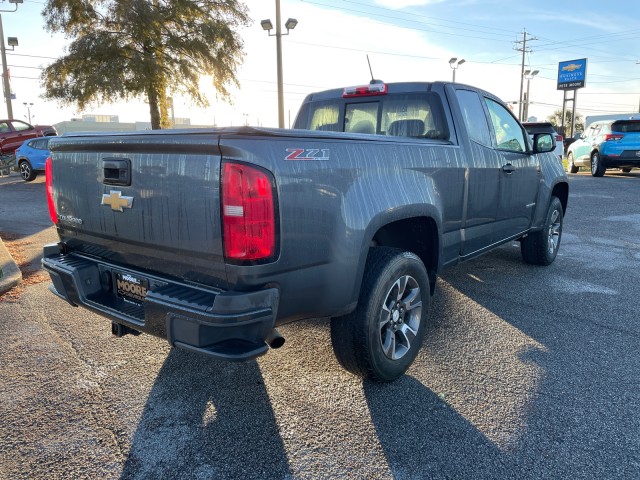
(294, 92), (450, 140)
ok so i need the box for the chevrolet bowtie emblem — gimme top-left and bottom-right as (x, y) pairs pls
(101, 190), (134, 212)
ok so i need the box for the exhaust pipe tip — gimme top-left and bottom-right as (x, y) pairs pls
(266, 329), (285, 349)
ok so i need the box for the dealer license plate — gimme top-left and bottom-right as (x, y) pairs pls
(115, 272), (149, 304)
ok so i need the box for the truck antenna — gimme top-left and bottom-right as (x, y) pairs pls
(367, 55), (382, 84)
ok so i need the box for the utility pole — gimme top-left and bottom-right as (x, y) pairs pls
(514, 30), (537, 121)
(0, 15), (12, 119)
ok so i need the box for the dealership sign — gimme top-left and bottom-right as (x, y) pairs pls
(557, 58), (587, 90)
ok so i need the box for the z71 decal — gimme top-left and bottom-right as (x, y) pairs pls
(285, 148), (330, 161)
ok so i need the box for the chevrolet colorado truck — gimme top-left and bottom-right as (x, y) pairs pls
(42, 81), (568, 382)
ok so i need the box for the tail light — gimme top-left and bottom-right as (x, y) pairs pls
(45, 156), (58, 224)
(222, 162), (277, 262)
(605, 134), (624, 141)
(556, 134), (563, 142)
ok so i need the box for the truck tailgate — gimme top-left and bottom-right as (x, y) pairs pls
(49, 132), (227, 287)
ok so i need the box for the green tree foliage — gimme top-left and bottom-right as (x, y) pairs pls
(41, 0), (250, 129)
(547, 108), (584, 134)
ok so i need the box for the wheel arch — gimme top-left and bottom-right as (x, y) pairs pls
(356, 210), (441, 299)
(551, 181), (569, 217)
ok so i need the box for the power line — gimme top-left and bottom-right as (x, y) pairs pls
(298, 0), (639, 65)
(7, 52), (57, 60)
(298, 0), (518, 43)
(8, 64), (43, 70)
(334, 0), (519, 36)
(288, 40), (442, 60)
(580, 92), (640, 95)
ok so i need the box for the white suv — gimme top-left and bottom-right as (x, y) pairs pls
(522, 122), (564, 162)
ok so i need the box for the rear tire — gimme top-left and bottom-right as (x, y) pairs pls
(521, 196), (563, 266)
(330, 247), (430, 382)
(19, 160), (36, 182)
(567, 153), (579, 174)
(590, 151), (605, 177)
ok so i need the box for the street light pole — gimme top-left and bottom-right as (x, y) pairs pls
(261, 1), (297, 128)
(0, 2), (22, 119)
(23, 101), (33, 123)
(523, 69), (538, 122)
(274, 0), (284, 129)
(449, 57), (465, 83)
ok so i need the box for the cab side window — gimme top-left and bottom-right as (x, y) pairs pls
(11, 121), (32, 132)
(455, 89), (492, 147)
(484, 98), (526, 152)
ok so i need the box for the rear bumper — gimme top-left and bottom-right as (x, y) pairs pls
(42, 243), (280, 361)
(601, 150), (640, 168)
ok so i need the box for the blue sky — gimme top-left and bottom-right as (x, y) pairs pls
(3, 0), (639, 127)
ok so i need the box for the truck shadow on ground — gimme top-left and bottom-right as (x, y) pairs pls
(121, 338), (504, 479)
(363, 376), (508, 478)
(425, 245), (640, 478)
(119, 350), (291, 479)
(119, 245), (638, 479)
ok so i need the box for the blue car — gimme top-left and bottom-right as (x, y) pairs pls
(15, 136), (52, 182)
(567, 119), (640, 176)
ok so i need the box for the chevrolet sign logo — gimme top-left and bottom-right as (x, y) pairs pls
(562, 63), (582, 72)
(101, 191), (134, 212)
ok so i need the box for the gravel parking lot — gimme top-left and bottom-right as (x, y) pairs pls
(1, 170), (639, 479)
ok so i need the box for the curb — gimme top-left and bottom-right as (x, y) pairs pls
(0, 236), (22, 294)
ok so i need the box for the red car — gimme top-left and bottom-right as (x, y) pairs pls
(0, 119), (57, 157)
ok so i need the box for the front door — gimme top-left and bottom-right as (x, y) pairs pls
(454, 89), (502, 256)
(483, 97), (540, 241)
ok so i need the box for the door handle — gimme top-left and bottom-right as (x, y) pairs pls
(103, 158), (132, 186)
(502, 163), (515, 174)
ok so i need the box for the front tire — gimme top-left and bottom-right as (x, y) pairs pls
(19, 160), (36, 182)
(567, 153), (579, 174)
(330, 247), (430, 382)
(590, 151), (605, 177)
(521, 196), (563, 266)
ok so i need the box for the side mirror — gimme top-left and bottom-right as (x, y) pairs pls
(532, 132), (555, 154)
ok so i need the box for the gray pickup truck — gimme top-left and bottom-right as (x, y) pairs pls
(43, 81), (568, 381)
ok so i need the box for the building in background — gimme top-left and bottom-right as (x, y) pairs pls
(54, 114), (204, 135)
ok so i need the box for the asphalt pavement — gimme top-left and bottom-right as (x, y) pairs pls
(1, 169), (639, 479)
(0, 234), (21, 292)
(0, 174), (23, 292)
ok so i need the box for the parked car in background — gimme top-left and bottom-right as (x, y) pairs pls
(522, 122), (564, 162)
(0, 119), (57, 158)
(563, 131), (583, 153)
(15, 136), (52, 181)
(566, 119), (640, 176)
